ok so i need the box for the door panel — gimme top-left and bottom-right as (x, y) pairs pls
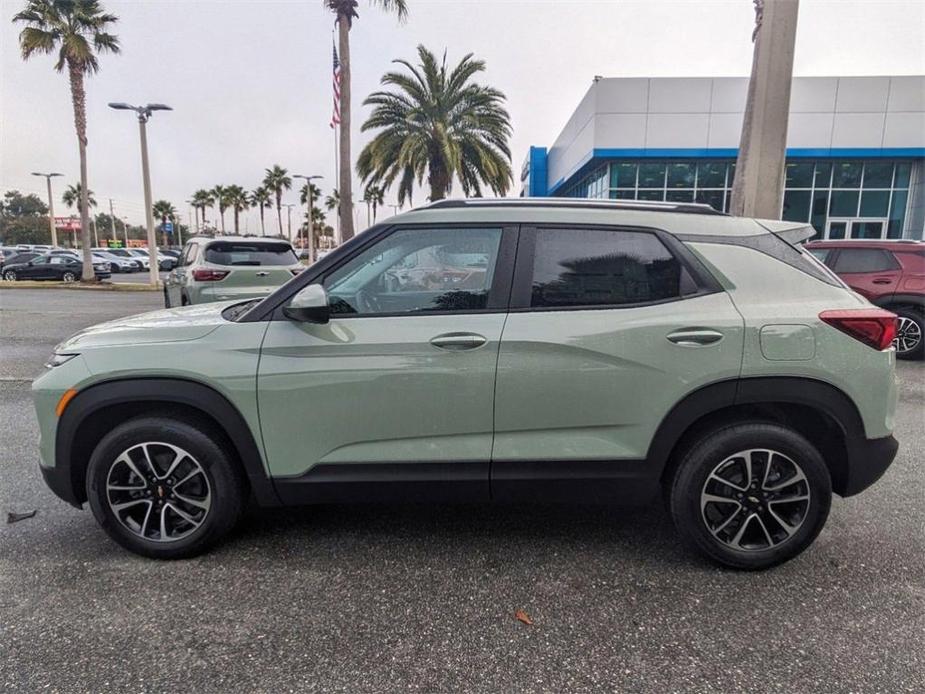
(257, 313), (506, 482)
(493, 292), (744, 464)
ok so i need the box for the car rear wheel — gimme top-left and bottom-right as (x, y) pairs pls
(86, 416), (246, 559)
(893, 308), (923, 360)
(62, 271), (77, 282)
(668, 422), (831, 570)
(3, 270), (16, 281)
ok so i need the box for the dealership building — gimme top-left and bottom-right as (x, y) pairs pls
(521, 75), (925, 239)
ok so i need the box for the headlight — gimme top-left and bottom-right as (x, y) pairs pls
(45, 353), (79, 368)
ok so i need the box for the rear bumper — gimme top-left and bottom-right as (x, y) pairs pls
(841, 434), (899, 496)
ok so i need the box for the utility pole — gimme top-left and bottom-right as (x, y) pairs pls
(108, 199), (117, 244)
(109, 102), (172, 285)
(31, 172), (63, 247)
(729, 0), (799, 219)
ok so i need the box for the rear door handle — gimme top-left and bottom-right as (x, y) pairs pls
(430, 332), (487, 351)
(872, 278), (893, 285)
(667, 328), (724, 347)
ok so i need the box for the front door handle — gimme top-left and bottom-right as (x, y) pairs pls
(667, 328), (724, 347)
(871, 278), (893, 285)
(430, 332), (487, 351)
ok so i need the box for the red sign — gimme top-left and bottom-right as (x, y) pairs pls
(54, 217), (81, 231)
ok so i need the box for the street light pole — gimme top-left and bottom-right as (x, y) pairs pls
(31, 172), (63, 247)
(294, 174), (323, 263)
(283, 204), (296, 243)
(109, 102), (172, 285)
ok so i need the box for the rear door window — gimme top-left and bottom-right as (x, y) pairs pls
(831, 249), (899, 273)
(205, 242), (297, 267)
(528, 228), (685, 308)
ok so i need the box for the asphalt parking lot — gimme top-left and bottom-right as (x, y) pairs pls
(1, 288), (923, 693)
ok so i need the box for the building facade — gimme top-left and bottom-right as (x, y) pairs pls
(522, 76), (925, 239)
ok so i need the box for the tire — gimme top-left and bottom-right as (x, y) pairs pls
(111, 263), (119, 273)
(3, 270), (16, 281)
(893, 307), (924, 360)
(181, 293), (191, 306)
(163, 286), (172, 308)
(86, 416), (246, 559)
(62, 271), (76, 283)
(668, 421), (832, 570)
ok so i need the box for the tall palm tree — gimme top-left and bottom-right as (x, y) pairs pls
(62, 182), (97, 213)
(152, 199), (177, 246)
(211, 185), (229, 234)
(249, 186), (272, 236)
(325, 0), (408, 244)
(262, 165), (291, 237)
(15, 0), (120, 278)
(225, 185), (249, 234)
(191, 189), (213, 230)
(364, 183), (385, 222)
(358, 46), (513, 204)
(324, 188), (340, 215)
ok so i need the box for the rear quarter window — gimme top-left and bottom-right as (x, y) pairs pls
(204, 242), (297, 267)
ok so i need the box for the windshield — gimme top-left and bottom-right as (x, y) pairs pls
(204, 241), (297, 267)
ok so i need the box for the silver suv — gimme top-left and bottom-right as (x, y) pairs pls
(164, 236), (304, 306)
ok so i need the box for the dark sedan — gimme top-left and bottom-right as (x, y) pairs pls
(1, 254), (111, 282)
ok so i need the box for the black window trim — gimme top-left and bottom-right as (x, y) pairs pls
(257, 222), (520, 321)
(508, 223), (721, 313)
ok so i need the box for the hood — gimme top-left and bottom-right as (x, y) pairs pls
(57, 301), (236, 351)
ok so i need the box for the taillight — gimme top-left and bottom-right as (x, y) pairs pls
(192, 269), (229, 282)
(819, 309), (897, 351)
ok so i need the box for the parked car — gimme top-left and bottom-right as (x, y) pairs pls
(2, 253), (110, 281)
(92, 250), (139, 273)
(1, 251), (41, 272)
(34, 199), (899, 568)
(96, 247), (145, 271)
(1, 246), (25, 270)
(805, 240), (924, 360)
(129, 248), (176, 271)
(164, 236), (303, 306)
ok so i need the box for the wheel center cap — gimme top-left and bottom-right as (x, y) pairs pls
(156, 485), (166, 499)
(747, 495), (760, 505)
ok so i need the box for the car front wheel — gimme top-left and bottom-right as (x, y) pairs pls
(3, 270), (16, 281)
(668, 422), (832, 570)
(86, 416), (246, 559)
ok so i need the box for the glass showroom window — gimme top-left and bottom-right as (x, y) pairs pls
(781, 160), (912, 239)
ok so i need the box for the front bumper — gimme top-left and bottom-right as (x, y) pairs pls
(40, 462), (82, 508)
(841, 434), (899, 496)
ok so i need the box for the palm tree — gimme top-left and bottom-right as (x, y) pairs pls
(15, 0), (120, 279)
(191, 189), (213, 230)
(249, 186), (272, 236)
(62, 182), (97, 213)
(364, 183), (385, 222)
(225, 185), (249, 234)
(211, 185), (229, 234)
(262, 165), (291, 237)
(152, 199), (177, 246)
(325, 0), (408, 244)
(358, 46), (513, 204)
(324, 189), (340, 215)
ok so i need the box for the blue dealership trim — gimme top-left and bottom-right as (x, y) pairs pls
(543, 147), (925, 196)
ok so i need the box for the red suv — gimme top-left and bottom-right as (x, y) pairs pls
(806, 240), (924, 359)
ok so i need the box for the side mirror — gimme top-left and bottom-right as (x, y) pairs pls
(283, 284), (330, 324)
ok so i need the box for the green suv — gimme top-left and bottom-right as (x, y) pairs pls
(33, 200), (899, 569)
(164, 236), (303, 306)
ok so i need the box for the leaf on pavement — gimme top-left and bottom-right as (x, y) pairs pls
(7, 509), (37, 524)
(514, 609), (533, 625)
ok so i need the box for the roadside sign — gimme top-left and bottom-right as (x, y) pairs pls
(54, 217), (81, 231)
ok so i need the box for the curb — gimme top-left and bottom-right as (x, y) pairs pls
(0, 280), (162, 292)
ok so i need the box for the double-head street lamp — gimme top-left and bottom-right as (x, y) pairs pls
(31, 172), (63, 247)
(293, 174), (323, 262)
(108, 102), (172, 286)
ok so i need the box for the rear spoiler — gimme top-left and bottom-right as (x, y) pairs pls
(755, 219), (816, 245)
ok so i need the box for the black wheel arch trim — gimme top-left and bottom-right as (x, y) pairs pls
(647, 375), (894, 497)
(874, 294), (924, 310)
(55, 377), (281, 507)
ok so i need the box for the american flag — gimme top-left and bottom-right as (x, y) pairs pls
(330, 41), (341, 129)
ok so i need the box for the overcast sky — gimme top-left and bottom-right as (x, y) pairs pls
(1, 0), (923, 232)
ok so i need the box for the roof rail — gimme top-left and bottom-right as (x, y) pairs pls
(422, 197), (727, 216)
